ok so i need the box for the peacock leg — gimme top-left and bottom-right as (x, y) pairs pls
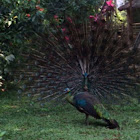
(85, 114), (89, 125)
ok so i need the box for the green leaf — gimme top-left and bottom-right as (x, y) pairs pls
(5, 0), (11, 4)
(0, 131), (6, 137)
(5, 54), (15, 64)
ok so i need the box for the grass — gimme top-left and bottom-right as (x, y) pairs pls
(0, 95), (140, 140)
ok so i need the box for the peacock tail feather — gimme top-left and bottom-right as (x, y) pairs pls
(15, 1), (140, 106)
(94, 104), (111, 120)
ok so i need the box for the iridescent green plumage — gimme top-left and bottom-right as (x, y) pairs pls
(65, 90), (119, 129)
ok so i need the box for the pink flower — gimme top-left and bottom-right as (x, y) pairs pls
(67, 17), (72, 23)
(62, 28), (66, 32)
(39, 8), (44, 12)
(36, 5), (40, 10)
(106, 0), (114, 7)
(54, 15), (58, 19)
(93, 14), (99, 22)
(1, 89), (5, 92)
(54, 15), (59, 22)
(90, 14), (100, 23)
(26, 14), (31, 17)
(89, 15), (100, 22)
(89, 15), (94, 19)
(65, 36), (69, 41)
(102, 0), (114, 12)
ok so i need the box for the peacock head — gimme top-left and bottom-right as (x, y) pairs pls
(83, 72), (88, 78)
(64, 88), (71, 93)
(108, 119), (120, 129)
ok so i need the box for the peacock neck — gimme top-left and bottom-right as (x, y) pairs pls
(66, 92), (74, 105)
(84, 77), (88, 86)
(83, 74), (89, 91)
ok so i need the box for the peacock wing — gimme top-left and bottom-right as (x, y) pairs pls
(73, 92), (103, 119)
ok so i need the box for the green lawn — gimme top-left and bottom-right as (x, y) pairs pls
(0, 95), (140, 140)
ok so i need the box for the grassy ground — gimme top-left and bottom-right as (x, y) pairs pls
(0, 95), (140, 140)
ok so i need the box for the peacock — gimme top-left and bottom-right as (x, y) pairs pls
(64, 87), (119, 129)
(16, 0), (140, 129)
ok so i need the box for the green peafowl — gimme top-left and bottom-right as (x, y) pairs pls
(64, 87), (119, 129)
(16, 0), (140, 129)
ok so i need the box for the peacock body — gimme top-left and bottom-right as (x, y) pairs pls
(65, 88), (119, 129)
(16, 0), (140, 128)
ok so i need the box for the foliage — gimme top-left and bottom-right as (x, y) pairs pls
(0, 51), (15, 90)
(41, 0), (102, 19)
(0, 96), (140, 140)
(0, 0), (47, 55)
(0, 131), (6, 140)
(0, 0), (103, 92)
(116, 10), (127, 22)
(0, 0), (47, 91)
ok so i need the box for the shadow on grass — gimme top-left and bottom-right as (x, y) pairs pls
(71, 117), (107, 128)
(92, 121), (107, 127)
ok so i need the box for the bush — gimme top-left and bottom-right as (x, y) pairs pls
(0, 0), (102, 92)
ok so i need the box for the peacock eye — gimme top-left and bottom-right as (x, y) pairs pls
(35, 61), (38, 65)
(35, 72), (39, 76)
(56, 58), (60, 61)
(37, 97), (42, 101)
(40, 68), (44, 73)
(27, 65), (31, 69)
(40, 103), (44, 107)
(48, 73), (52, 77)
(14, 79), (18, 82)
(32, 88), (36, 93)
(50, 81), (54, 84)
(56, 76), (59, 79)
(18, 90), (22, 94)
(47, 61), (51, 65)
(62, 72), (66, 76)
(41, 91), (44, 95)
(43, 56), (46, 59)
(27, 93), (31, 97)
(28, 77), (32, 81)
(37, 83), (41, 87)
(22, 85), (26, 90)
(19, 75), (24, 79)
(43, 77), (47, 81)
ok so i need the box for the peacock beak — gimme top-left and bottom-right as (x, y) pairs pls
(64, 88), (70, 93)
(109, 119), (120, 129)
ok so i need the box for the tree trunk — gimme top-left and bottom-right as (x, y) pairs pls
(127, 0), (133, 44)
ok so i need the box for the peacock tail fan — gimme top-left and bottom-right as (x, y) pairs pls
(15, 2), (140, 107)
